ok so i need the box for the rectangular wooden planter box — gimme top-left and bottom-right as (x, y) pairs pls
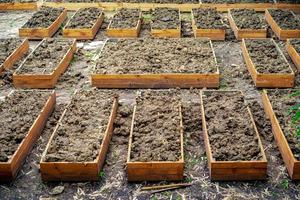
(19, 8), (67, 39)
(40, 96), (118, 181)
(265, 9), (300, 40)
(0, 90), (56, 182)
(286, 39), (300, 71)
(241, 39), (295, 88)
(0, 2), (37, 10)
(200, 90), (268, 181)
(13, 39), (76, 89)
(262, 90), (300, 180)
(127, 104), (184, 181)
(63, 10), (104, 40)
(228, 9), (267, 40)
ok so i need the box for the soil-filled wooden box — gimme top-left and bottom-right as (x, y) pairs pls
(265, 9), (300, 40)
(63, 7), (104, 40)
(242, 39), (294, 88)
(286, 39), (300, 70)
(0, 1), (37, 10)
(200, 90), (267, 181)
(0, 90), (56, 182)
(13, 38), (76, 89)
(127, 90), (184, 181)
(40, 90), (118, 181)
(262, 89), (300, 180)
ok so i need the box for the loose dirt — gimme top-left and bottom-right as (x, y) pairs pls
(151, 8), (180, 30)
(202, 91), (262, 161)
(230, 9), (266, 29)
(0, 38), (23, 67)
(192, 8), (225, 29)
(290, 39), (300, 54)
(202, 0), (274, 2)
(245, 39), (292, 74)
(130, 90), (182, 162)
(109, 8), (140, 29)
(0, 90), (51, 162)
(44, 90), (115, 162)
(268, 9), (300, 30)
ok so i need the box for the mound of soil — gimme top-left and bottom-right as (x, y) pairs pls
(22, 6), (64, 28)
(268, 9), (300, 30)
(16, 38), (73, 75)
(110, 8), (140, 29)
(151, 8), (180, 30)
(268, 90), (300, 160)
(130, 90), (182, 162)
(192, 8), (225, 29)
(202, 91), (262, 161)
(0, 91), (51, 162)
(201, 0), (273, 2)
(65, 7), (102, 29)
(230, 9), (266, 29)
(290, 39), (300, 54)
(245, 39), (292, 74)
(0, 38), (23, 67)
(44, 90), (115, 162)
(95, 38), (218, 74)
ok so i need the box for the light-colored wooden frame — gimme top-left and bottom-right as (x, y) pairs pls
(13, 39), (76, 89)
(262, 89), (300, 180)
(0, 2), (38, 10)
(241, 38), (295, 88)
(63, 9), (104, 40)
(19, 8), (67, 39)
(200, 90), (267, 181)
(228, 9), (267, 40)
(40, 95), (118, 182)
(275, 3), (300, 13)
(286, 39), (300, 71)
(0, 90), (56, 182)
(200, 2), (276, 12)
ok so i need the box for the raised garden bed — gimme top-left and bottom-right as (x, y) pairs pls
(241, 39), (294, 88)
(191, 8), (226, 40)
(106, 8), (142, 38)
(19, 6), (67, 39)
(265, 9), (300, 40)
(200, 90), (267, 181)
(40, 90), (118, 181)
(228, 9), (267, 40)
(0, 0), (37, 10)
(92, 38), (219, 88)
(0, 90), (55, 182)
(150, 7), (181, 38)
(13, 38), (76, 89)
(286, 39), (300, 70)
(63, 7), (104, 40)
(262, 89), (300, 180)
(127, 90), (184, 181)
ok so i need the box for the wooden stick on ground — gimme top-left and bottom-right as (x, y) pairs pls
(141, 183), (192, 191)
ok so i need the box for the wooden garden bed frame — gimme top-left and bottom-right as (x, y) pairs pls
(262, 90), (300, 180)
(286, 39), (300, 71)
(200, 90), (268, 181)
(0, 1), (38, 10)
(200, 2), (276, 12)
(241, 39), (295, 88)
(40, 94), (118, 181)
(13, 39), (76, 89)
(0, 90), (56, 182)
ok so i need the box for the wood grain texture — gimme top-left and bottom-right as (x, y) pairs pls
(286, 39), (300, 71)
(0, 2), (37, 10)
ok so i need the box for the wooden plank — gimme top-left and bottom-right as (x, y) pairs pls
(0, 2), (37, 10)
(276, 3), (300, 12)
(286, 39), (300, 71)
(0, 90), (56, 182)
(200, 2), (276, 12)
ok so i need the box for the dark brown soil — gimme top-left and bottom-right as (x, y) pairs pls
(130, 90), (182, 162)
(290, 39), (300, 54)
(192, 8), (225, 29)
(231, 9), (266, 29)
(95, 38), (218, 74)
(0, 90), (52, 162)
(110, 8), (140, 29)
(151, 7), (180, 30)
(268, 89), (300, 160)
(202, 0), (274, 2)
(44, 90), (115, 162)
(268, 9), (300, 30)
(22, 6), (64, 28)
(16, 38), (73, 74)
(202, 91), (262, 161)
(245, 39), (292, 74)
(0, 38), (23, 67)
(65, 7), (102, 29)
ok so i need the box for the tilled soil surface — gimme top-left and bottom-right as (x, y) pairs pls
(192, 8), (225, 29)
(109, 8), (140, 29)
(290, 39), (300, 54)
(268, 9), (300, 30)
(245, 39), (292, 74)
(268, 89), (300, 160)
(65, 7), (103, 29)
(44, 90), (115, 162)
(130, 90), (182, 162)
(0, 90), (52, 162)
(0, 38), (23, 66)
(22, 6), (64, 28)
(151, 8), (180, 30)
(16, 38), (73, 74)
(95, 38), (218, 74)
(202, 0), (274, 2)
(202, 91), (262, 161)
(230, 9), (266, 29)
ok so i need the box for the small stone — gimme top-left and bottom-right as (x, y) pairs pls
(49, 186), (65, 195)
